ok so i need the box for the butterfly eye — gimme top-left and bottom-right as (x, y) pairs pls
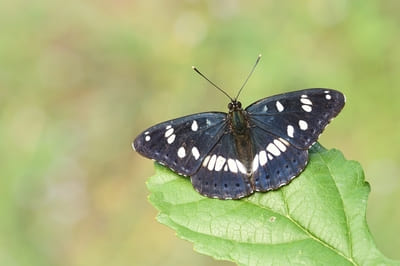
(228, 102), (233, 110)
(237, 102), (242, 109)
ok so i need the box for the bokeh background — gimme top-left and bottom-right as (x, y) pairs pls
(1, 0), (399, 265)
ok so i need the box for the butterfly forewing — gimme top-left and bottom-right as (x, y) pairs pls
(246, 88), (345, 149)
(133, 112), (227, 176)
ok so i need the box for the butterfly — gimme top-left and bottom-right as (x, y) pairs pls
(132, 55), (345, 199)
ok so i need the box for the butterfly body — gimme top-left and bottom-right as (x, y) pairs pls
(133, 88), (345, 199)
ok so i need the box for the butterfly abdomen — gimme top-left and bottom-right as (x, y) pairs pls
(233, 133), (254, 176)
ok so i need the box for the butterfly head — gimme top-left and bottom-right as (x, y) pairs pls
(228, 100), (242, 112)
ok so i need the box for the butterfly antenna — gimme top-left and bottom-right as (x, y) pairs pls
(192, 66), (234, 102)
(234, 54), (262, 101)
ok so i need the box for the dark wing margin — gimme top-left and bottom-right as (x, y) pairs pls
(246, 88), (345, 149)
(133, 112), (227, 176)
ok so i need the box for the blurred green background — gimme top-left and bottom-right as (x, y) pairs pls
(1, 0), (399, 265)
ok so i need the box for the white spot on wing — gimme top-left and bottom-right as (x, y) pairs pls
(227, 158), (238, 173)
(192, 147), (200, 160)
(166, 125), (172, 129)
(274, 139), (287, 152)
(325, 94), (332, 100)
(324, 90), (330, 93)
(267, 143), (281, 156)
(144, 131), (149, 135)
(263, 105), (268, 112)
(268, 153), (273, 160)
(177, 147), (186, 158)
(191, 120), (198, 131)
(276, 101), (284, 112)
(259, 150), (267, 166)
(301, 94), (308, 98)
(287, 125), (294, 138)
(131, 142), (136, 151)
(252, 154), (259, 172)
(214, 156), (226, 171)
(224, 164), (228, 171)
(167, 134), (176, 144)
(145, 135), (151, 141)
(236, 160), (247, 174)
(202, 155), (210, 167)
(278, 137), (290, 146)
(207, 155), (217, 171)
(299, 120), (308, 130)
(302, 105), (312, 112)
(300, 98), (312, 105)
(165, 127), (174, 138)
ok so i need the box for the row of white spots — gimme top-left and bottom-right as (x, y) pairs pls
(202, 155), (247, 174)
(164, 120), (198, 145)
(324, 90), (332, 100)
(300, 94), (312, 112)
(252, 138), (289, 172)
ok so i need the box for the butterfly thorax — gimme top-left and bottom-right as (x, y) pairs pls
(228, 100), (249, 135)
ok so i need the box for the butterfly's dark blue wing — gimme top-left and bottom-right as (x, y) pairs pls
(134, 88), (345, 200)
(191, 132), (254, 199)
(246, 88), (345, 149)
(249, 126), (308, 191)
(133, 112), (227, 176)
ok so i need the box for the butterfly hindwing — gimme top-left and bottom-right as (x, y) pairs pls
(250, 126), (308, 192)
(133, 112), (227, 176)
(191, 132), (254, 199)
(246, 88), (345, 149)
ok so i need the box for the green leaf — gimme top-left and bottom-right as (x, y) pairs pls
(147, 144), (399, 266)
